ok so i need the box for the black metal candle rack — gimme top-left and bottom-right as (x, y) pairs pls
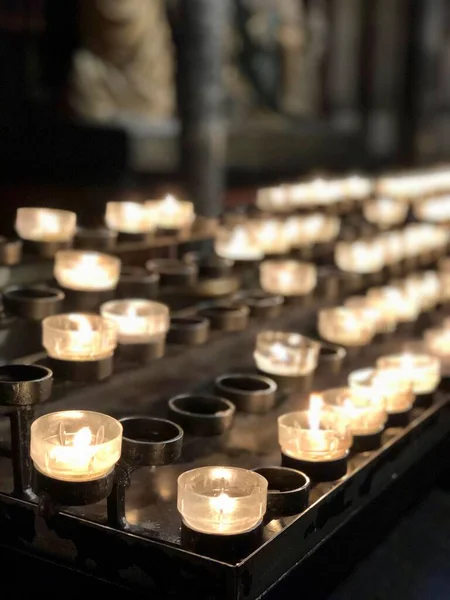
(0, 225), (448, 597)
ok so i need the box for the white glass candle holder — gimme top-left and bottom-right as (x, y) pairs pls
(344, 295), (391, 334)
(254, 331), (320, 376)
(363, 197), (408, 228)
(256, 186), (291, 213)
(177, 466), (268, 535)
(403, 271), (441, 311)
(15, 208), (77, 242)
(150, 195), (195, 230)
(413, 196), (450, 223)
(335, 239), (385, 274)
(377, 353), (441, 395)
(54, 250), (121, 291)
(367, 286), (419, 323)
(278, 401), (352, 462)
(321, 387), (387, 436)
(424, 328), (450, 367)
(214, 225), (263, 261)
(105, 201), (157, 234)
(379, 231), (404, 265)
(343, 175), (372, 200)
(318, 307), (376, 346)
(43, 313), (118, 361)
(31, 410), (122, 482)
(251, 219), (290, 254)
(284, 214), (340, 248)
(100, 299), (169, 344)
(260, 260), (317, 296)
(349, 367), (415, 414)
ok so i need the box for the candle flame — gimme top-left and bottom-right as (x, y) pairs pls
(308, 394), (323, 431)
(161, 194), (178, 214)
(270, 342), (289, 362)
(72, 426), (93, 447)
(68, 314), (93, 334)
(38, 211), (60, 235)
(125, 304), (138, 318)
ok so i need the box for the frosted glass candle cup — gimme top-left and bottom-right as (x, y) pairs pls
(177, 467), (268, 535)
(31, 410), (122, 482)
(377, 353), (441, 396)
(254, 331), (320, 377)
(260, 260), (317, 297)
(15, 208), (77, 242)
(100, 299), (169, 345)
(54, 250), (121, 292)
(349, 367), (415, 415)
(318, 307), (376, 346)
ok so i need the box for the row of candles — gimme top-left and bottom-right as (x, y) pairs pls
(15, 195), (194, 244)
(215, 217), (448, 264)
(256, 166), (450, 213)
(28, 334), (442, 536)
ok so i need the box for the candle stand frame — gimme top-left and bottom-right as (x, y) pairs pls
(0, 227), (447, 597)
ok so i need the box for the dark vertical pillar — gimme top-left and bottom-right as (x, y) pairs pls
(178, 0), (229, 221)
(327, 0), (364, 133)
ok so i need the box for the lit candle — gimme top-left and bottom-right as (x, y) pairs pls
(377, 353), (441, 395)
(105, 201), (157, 234)
(256, 186), (290, 213)
(30, 410), (122, 482)
(335, 239), (385, 273)
(151, 195), (195, 230)
(177, 466), (268, 535)
(363, 197), (408, 228)
(259, 260), (317, 296)
(318, 307), (376, 346)
(15, 208), (77, 242)
(214, 225), (263, 261)
(278, 395), (352, 462)
(367, 286), (419, 324)
(344, 296), (391, 334)
(42, 313), (118, 361)
(254, 331), (320, 376)
(349, 367), (415, 414)
(100, 299), (169, 344)
(252, 219), (290, 254)
(54, 250), (121, 291)
(321, 387), (387, 436)
(284, 214), (340, 248)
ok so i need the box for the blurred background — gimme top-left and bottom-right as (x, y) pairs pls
(1, 0), (449, 227)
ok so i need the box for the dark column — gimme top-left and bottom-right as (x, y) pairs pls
(178, 0), (229, 221)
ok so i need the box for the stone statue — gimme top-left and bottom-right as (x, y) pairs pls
(69, 0), (175, 121)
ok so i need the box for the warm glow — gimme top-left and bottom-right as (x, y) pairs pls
(308, 394), (323, 430)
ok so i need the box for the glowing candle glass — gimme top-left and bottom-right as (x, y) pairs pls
(402, 271), (441, 312)
(321, 387), (387, 436)
(335, 239), (385, 273)
(43, 313), (118, 361)
(54, 250), (121, 291)
(256, 186), (290, 213)
(254, 331), (320, 376)
(344, 296), (391, 334)
(177, 466), (268, 535)
(151, 195), (195, 230)
(278, 396), (352, 462)
(349, 367), (414, 414)
(31, 410), (122, 482)
(367, 286), (419, 324)
(100, 299), (169, 344)
(15, 208), (77, 242)
(424, 328), (450, 372)
(363, 197), (409, 228)
(214, 225), (263, 261)
(284, 214), (340, 248)
(252, 219), (290, 254)
(318, 307), (376, 346)
(260, 260), (317, 296)
(377, 353), (441, 395)
(105, 201), (157, 234)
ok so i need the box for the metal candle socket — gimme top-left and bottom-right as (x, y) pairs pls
(108, 417), (183, 530)
(168, 394), (235, 436)
(199, 305), (250, 332)
(116, 267), (159, 299)
(253, 466), (310, 519)
(0, 364), (53, 499)
(241, 290), (284, 319)
(2, 286), (65, 320)
(74, 227), (118, 251)
(167, 316), (210, 345)
(214, 373), (277, 413)
(146, 259), (198, 287)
